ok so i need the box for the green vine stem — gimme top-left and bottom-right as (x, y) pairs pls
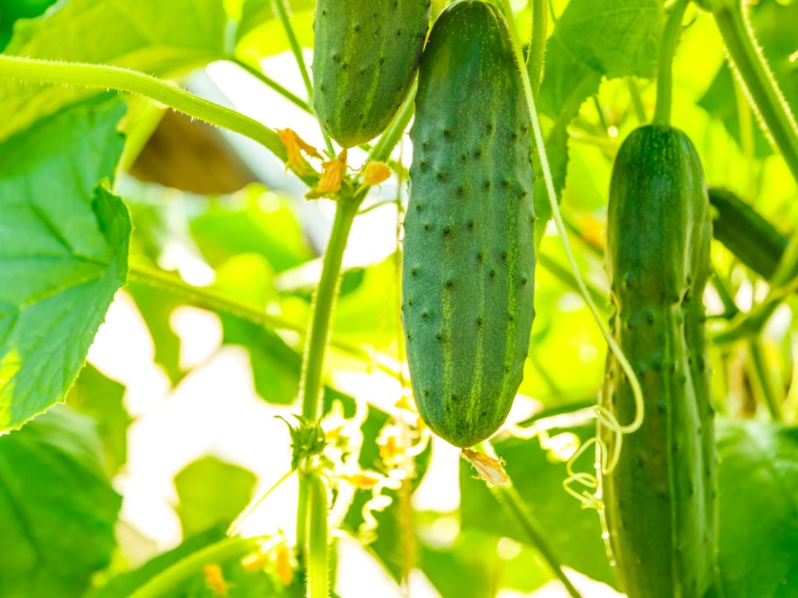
(295, 85), (416, 557)
(305, 471), (330, 598)
(527, 0), (548, 98)
(705, 0), (798, 186)
(271, 0), (335, 156)
(128, 536), (261, 598)
(497, 0), (645, 438)
(299, 197), (360, 424)
(627, 77), (648, 124)
(747, 338), (784, 421)
(0, 55), (317, 184)
(491, 485), (582, 598)
(272, 0), (313, 101)
(653, 0), (690, 126)
(233, 58), (312, 113)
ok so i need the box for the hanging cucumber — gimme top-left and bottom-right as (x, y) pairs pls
(312, 0), (431, 148)
(601, 124), (717, 598)
(709, 187), (786, 280)
(402, 0), (536, 448)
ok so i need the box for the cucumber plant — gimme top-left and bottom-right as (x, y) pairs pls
(1, 0), (798, 597)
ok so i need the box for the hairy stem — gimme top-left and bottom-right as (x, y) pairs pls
(709, 0), (798, 185)
(129, 537), (260, 598)
(653, 0), (690, 126)
(305, 472), (330, 598)
(0, 55), (318, 180)
(527, 0), (548, 98)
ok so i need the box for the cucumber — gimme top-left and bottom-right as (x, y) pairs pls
(709, 186), (786, 280)
(312, 0), (430, 148)
(402, 0), (536, 448)
(602, 124), (717, 598)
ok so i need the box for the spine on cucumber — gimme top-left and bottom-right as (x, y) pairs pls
(312, 0), (431, 148)
(602, 125), (717, 597)
(402, 0), (536, 448)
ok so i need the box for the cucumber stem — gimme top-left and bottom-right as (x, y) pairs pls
(709, 0), (798, 186)
(0, 55), (315, 181)
(294, 85), (415, 559)
(653, 0), (690, 126)
(305, 472), (330, 598)
(527, 0), (548, 98)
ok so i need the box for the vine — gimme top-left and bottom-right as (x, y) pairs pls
(497, 0), (645, 510)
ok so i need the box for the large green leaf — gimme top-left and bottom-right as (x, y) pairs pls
(0, 406), (121, 598)
(66, 363), (131, 476)
(0, 99), (131, 432)
(0, 0), (228, 142)
(174, 455), (257, 539)
(535, 0), (664, 228)
(717, 420), (798, 598)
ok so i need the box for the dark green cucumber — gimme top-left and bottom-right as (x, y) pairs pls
(402, 0), (536, 448)
(312, 0), (430, 148)
(709, 187), (786, 279)
(602, 125), (717, 598)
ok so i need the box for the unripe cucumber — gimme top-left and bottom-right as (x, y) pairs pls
(602, 125), (717, 598)
(312, 0), (430, 148)
(709, 186), (786, 280)
(402, 0), (536, 448)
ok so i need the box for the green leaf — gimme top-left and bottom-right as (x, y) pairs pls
(0, 0), (58, 50)
(66, 364), (131, 476)
(190, 187), (314, 273)
(716, 420), (798, 598)
(0, 0), (228, 142)
(0, 406), (121, 598)
(0, 99), (131, 432)
(174, 456), (258, 539)
(129, 281), (186, 386)
(460, 423), (616, 587)
(535, 0), (664, 228)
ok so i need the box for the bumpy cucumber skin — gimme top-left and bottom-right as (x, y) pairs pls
(709, 187), (786, 280)
(602, 125), (717, 598)
(402, 0), (536, 449)
(312, 0), (430, 148)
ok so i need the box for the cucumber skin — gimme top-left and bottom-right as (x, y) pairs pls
(312, 0), (430, 148)
(402, 0), (536, 449)
(602, 125), (717, 598)
(709, 187), (786, 280)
